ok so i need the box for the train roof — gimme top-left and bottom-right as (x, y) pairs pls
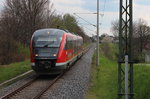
(33, 28), (82, 38)
(33, 28), (65, 36)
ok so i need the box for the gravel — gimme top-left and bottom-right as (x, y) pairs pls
(0, 73), (37, 97)
(41, 45), (95, 99)
(0, 44), (95, 99)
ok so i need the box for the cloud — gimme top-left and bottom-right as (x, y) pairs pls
(77, 11), (119, 36)
(133, 3), (150, 25)
(51, 0), (85, 6)
(50, 0), (117, 36)
(51, 0), (88, 14)
(0, 0), (5, 11)
(1, 0), (149, 36)
(100, 11), (118, 35)
(54, 4), (90, 14)
(0, 0), (4, 6)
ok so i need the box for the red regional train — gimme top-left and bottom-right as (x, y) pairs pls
(30, 28), (84, 74)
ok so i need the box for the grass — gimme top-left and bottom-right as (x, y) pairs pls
(0, 60), (31, 83)
(86, 43), (150, 99)
(134, 65), (150, 99)
(86, 43), (118, 99)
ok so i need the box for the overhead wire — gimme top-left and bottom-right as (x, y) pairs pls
(73, 13), (97, 14)
(77, 23), (96, 35)
(83, 26), (96, 33)
(99, 0), (107, 23)
(99, 0), (107, 34)
(73, 0), (108, 36)
(73, 13), (96, 28)
(102, 0), (107, 15)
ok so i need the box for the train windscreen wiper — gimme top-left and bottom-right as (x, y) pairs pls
(43, 41), (59, 47)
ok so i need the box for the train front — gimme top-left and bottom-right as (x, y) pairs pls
(30, 29), (65, 74)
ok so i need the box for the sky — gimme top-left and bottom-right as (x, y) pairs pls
(50, 0), (150, 36)
(0, 0), (150, 37)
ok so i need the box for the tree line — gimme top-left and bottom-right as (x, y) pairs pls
(0, 0), (90, 65)
(111, 19), (150, 62)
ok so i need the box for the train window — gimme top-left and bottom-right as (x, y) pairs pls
(37, 36), (57, 42)
(65, 37), (68, 50)
(65, 36), (74, 50)
(33, 29), (64, 48)
(65, 36), (69, 50)
(34, 35), (61, 47)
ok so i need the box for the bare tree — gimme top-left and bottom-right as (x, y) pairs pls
(2, 0), (53, 45)
(134, 19), (150, 53)
(0, 0), (55, 64)
(111, 20), (119, 37)
(0, 1), (90, 64)
(111, 19), (150, 62)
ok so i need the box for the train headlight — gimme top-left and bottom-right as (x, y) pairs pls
(35, 54), (39, 57)
(53, 54), (56, 56)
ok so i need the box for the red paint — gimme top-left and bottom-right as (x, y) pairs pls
(30, 39), (34, 63)
(30, 30), (84, 65)
(56, 33), (67, 63)
(56, 32), (83, 64)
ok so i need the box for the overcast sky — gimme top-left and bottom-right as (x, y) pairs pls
(51, 0), (150, 36)
(1, 0), (150, 36)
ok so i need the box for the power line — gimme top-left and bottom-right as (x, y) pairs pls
(78, 23), (96, 33)
(73, 13), (96, 28)
(102, 0), (107, 13)
(73, 12), (104, 15)
(98, 0), (107, 35)
(78, 23), (102, 25)
(73, 12), (97, 14)
(83, 26), (96, 33)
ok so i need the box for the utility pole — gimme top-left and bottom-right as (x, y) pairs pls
(97, 0), (100, 66)
(118, 0), (134, 99)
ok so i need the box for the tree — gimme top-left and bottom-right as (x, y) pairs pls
(47, 13), (90, 42)
(0, 1), (90, 65)
(1, 0), (53, 45)
(111, 19), (150, 62)
(134, 19), (150, 53)
(63, 14), (78, 32)
(0, 0), (54, 64)
(111, 20), (119, 37)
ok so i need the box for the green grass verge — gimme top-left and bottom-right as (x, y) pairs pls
(86, 43), (150, 99)
(0, 60), (31, 83)
(134, 65), (150, 99)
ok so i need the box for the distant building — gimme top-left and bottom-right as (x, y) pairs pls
(113, 37), (119, 43)
(100, 34), (114, 43)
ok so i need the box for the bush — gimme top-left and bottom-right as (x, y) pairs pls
(100, 43), (118, 61)
(0, 35), (18, 65)
(0, 36), (29, 65)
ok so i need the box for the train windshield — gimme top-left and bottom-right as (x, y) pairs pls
(33, 30), (64, 47)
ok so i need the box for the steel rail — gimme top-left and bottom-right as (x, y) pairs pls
(32, 73), (64, 99)
(1, 77), (38, 99)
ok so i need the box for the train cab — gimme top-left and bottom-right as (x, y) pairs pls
(30, 28), (83, 75)
(30, 29), (66, 74)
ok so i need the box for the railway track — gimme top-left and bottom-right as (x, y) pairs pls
(0, 46), (91, 99)
(32, 73), (64, 99)
(0, 73), (63, 99)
